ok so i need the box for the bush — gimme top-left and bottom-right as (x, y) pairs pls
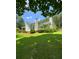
(37, 29), (53, 33)
(37, 29), (45, 33)
(30, 30), (35, 33)
(37, 29), (54, 33)
(16, 28), (21, 33)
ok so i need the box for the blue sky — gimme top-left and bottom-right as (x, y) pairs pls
(22, 10), (46, 23)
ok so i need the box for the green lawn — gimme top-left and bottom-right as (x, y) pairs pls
(16, 33), (47, 40)
(16, 32), (62, 59)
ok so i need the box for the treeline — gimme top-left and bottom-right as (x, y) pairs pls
(38, 12), (62, 31)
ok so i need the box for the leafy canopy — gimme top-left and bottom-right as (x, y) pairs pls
(16, 0), (62, 16)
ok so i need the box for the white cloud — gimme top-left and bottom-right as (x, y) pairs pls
(25, 0), (29, 7)
(26, 16), (32, 19)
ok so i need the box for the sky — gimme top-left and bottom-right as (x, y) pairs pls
(22, 10), (46, 23)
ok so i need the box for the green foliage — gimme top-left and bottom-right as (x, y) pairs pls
(45, 28), (57, 33)
(47, 29), (55, 33)
(38, 18), (49, 24)
(30, 30), (35, 33)
(16, 28), (21, 33)
(16, 0), (26, 16)
(16, 33), (62, 59)
(38, 13), (62, 32)
(29, 0), (62, 16)
(16, 16), (25, 29)
(37, 29), (45, 33)
(16, 0), (62, 16)
(37, 28), (56, 33)
(53, 13), (62, 28)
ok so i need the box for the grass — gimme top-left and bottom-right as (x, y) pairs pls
(16, 33), (47, 40)
(53, 31), (62, 34)
(16, 31), (62, 59)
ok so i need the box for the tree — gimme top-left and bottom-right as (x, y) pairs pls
(16, 0), (62, 16)
(53, 12), (62, 28)
(16, 16), (25, 30)
(16, 0), (26, 16)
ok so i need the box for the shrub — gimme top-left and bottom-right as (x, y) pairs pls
(37, 29), (53, 33)
(30, 30), (35, 33)
(16, 28), (21, 33)
(37, 29), (45, 33)
(35, 28), (58, 33)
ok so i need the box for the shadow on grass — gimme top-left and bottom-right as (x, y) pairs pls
(16, 33), (62, 59)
